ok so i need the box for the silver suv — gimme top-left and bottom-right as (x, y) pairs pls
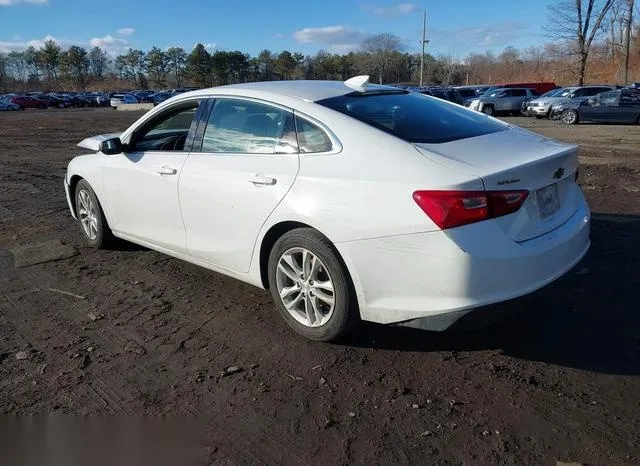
(525, 86), (615, 118)
(468, 88), (538, 116)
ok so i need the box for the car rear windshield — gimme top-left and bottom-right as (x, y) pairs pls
(316, 91), (506, 144)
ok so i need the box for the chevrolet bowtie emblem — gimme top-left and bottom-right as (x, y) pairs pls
(553, 167), (565, 180)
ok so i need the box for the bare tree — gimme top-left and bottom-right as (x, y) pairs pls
(545, 0), (616, 84)
(622, 0), (635, 84)
(361, 33), (403, 84)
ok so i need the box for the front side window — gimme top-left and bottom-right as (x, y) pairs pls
(584, 88), (602, 97)
(201, 99), (297, 154)
(130, 101), (200, 152)
(572, 89), (588, 98)
(317, 90), (507, 144)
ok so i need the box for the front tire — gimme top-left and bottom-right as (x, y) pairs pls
(74, 180), (113, 249)
(561, 109), (579, 125)
(267, 228), (357, 341)
(482, 105), (494, 116)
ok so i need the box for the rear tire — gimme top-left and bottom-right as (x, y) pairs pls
(74, 180), (113, 249)
(267, 228), (358, 341)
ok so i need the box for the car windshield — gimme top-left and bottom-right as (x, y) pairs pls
(316, 91), (507, 144)
(558, 89), (576, 97)
(486, 89), (505, 97)
(541, 89), (564, 98)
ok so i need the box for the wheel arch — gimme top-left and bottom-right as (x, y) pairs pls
(257, 220), (364, 323)
(257, 221), (359, 298)
(67, 174), (84, 217)
(259, 221), (313, 289)
(481, 103), (494, 113)
(67, 174), (114, 230)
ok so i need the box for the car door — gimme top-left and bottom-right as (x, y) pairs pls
(178, 97), (300, 273)
(510, 89), (528, 110)
(583, 92), (618, 122)
(616, 92), (640, 123)
(494, 90), (512, 111)
(101, 98), (204, 254)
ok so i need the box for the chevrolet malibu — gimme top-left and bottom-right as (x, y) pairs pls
(64, 77), (591, 341)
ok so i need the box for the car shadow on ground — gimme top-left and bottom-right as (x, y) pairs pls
(344, 213), (640, 376)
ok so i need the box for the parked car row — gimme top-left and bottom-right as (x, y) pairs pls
(551, 89), (640, 125)
(0, 87), (200, 111)
(517, 84), (640, 125)
(109, 88), (199, 107)
(522, 85), (617, 118)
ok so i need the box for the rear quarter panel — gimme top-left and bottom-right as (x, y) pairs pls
(255, 106), (485, 244)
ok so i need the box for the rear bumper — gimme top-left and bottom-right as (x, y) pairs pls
(336, 197), (590, 329)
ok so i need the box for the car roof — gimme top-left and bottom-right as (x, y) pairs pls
(183, 80), (400, 102)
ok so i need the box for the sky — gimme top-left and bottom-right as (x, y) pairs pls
(0, 0), (550, 57)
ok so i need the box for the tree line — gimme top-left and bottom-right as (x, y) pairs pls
(0, 0), (637, 92)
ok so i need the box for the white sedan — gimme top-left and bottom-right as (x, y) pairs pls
(64, 76), (590, 341)
(110, 93), (138, 108)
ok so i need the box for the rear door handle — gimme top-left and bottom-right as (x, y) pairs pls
(249, 175), (277, 186)
(157, 165), (177, 176)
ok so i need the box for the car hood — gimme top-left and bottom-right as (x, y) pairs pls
(530, 96), (569, 104)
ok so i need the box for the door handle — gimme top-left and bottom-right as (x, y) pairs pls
(157, 165), (177, 176)
(249, 175), (277, 186)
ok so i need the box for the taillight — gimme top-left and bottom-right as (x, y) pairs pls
(488, 190), (529, 217)
(413, 189), (529, 229)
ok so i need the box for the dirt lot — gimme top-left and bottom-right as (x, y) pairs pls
(0, 109), (639, 465)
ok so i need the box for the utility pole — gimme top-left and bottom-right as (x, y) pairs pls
(419, 11), (429, 87)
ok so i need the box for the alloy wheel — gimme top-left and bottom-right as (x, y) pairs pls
(77, 189), (98, 240)
(562, 110), (577, 125)
(275, 247), (335, 327)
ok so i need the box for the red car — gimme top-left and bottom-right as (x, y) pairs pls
(10, 96), (47, 109)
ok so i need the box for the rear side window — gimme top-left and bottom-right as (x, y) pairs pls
(598, 92), (619, 106)
(621, 92), (640, 103)
(316, 91), (506, 144)
(511, 89), (527, 97)
(295, 116), (333, 153)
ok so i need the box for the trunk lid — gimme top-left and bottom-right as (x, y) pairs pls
(414, 126), (581, 242)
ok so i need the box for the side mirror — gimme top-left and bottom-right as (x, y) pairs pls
(100, 137), (123, 155)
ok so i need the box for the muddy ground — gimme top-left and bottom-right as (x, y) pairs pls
(0, 109), (639, 465)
